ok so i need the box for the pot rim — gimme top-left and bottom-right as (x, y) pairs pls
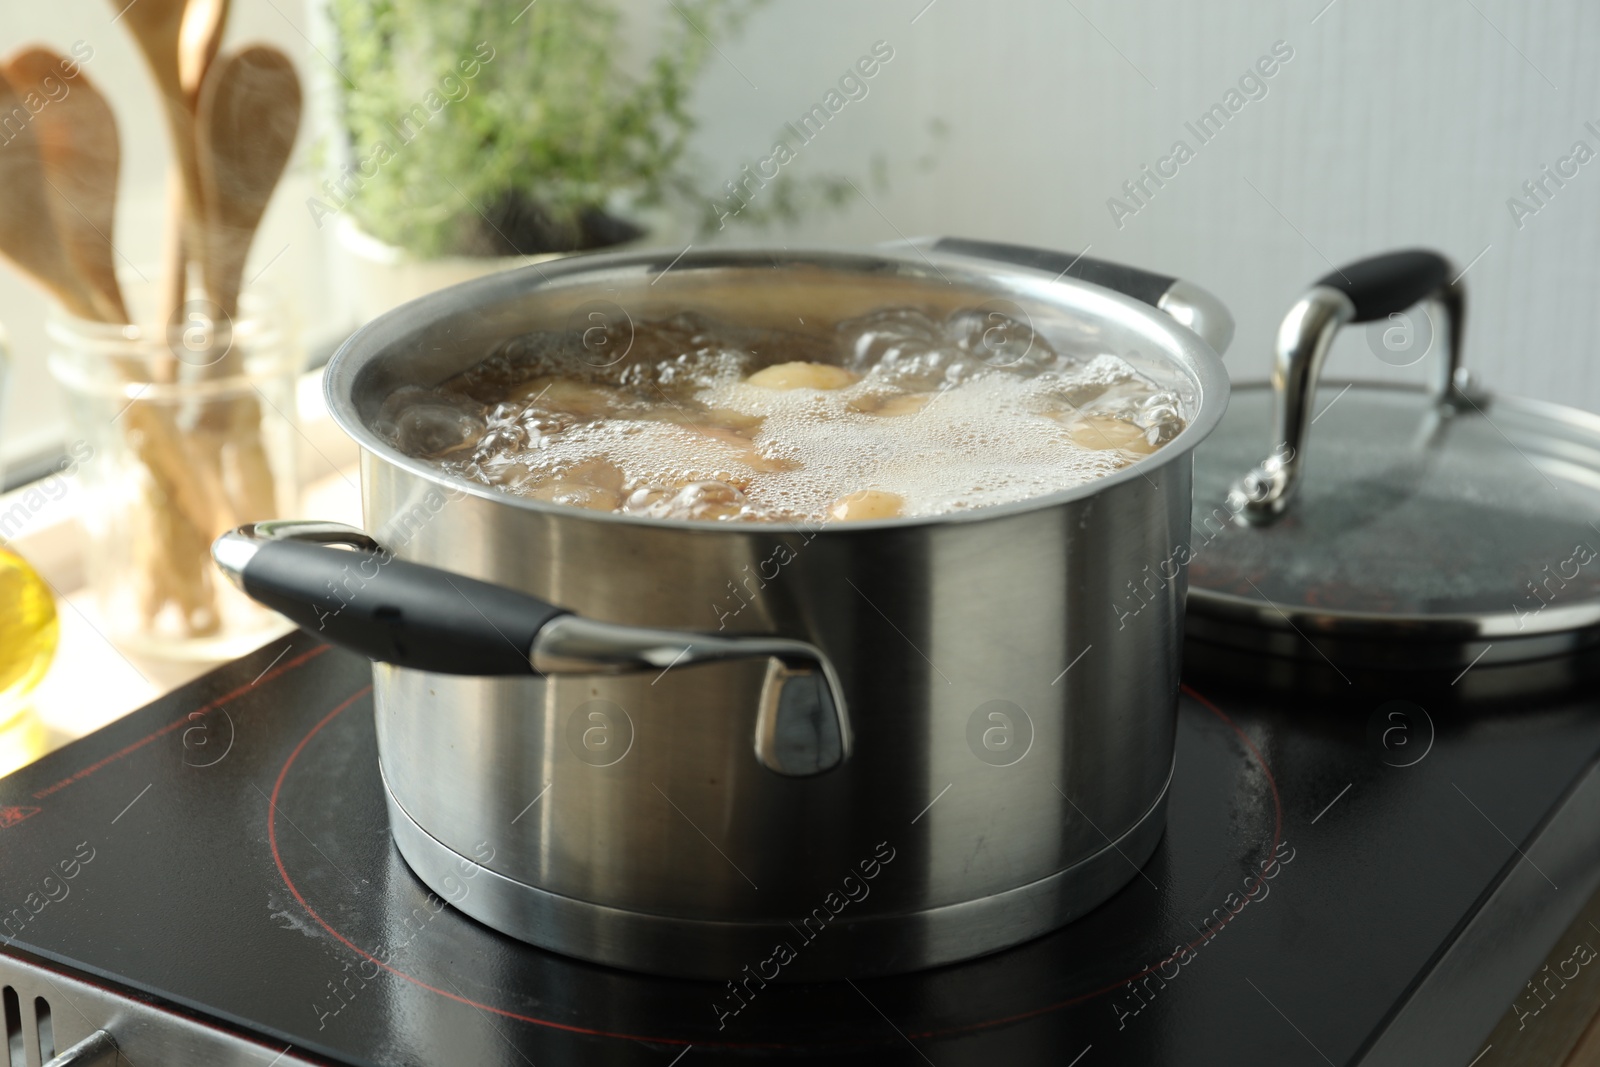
(325, 244), (1232, 533)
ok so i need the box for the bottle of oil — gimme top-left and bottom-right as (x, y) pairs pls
(0, 545), (57, 730)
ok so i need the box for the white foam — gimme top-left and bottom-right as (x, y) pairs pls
(400, 312), (1185, 522)
(689, 373), (1129, 519)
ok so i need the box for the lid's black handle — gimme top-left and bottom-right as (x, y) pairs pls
(908, 237), (1235, 355)
(1229, 249), (1468, 524)
(239, 537), (563, 675)
(1314, 250), (1452, 324)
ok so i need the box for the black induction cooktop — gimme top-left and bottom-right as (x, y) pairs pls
(3, 632), (1599, 1066)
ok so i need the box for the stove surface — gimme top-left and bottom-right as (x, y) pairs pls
(3, 633), (1599, 1066)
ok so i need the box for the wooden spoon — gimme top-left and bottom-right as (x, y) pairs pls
(196, 44), (301, 319)
(178, 0), (230, 106)
(114, 0), (185, 100)
(4, 48), (129, 324)
(0, 74), (101, 319)
(0, 61), (236, 631)
(173, 0), (231, 349)
(112, 0), (205, 317)
(193, 46), (301, 524)
(0, 68), (233, 532)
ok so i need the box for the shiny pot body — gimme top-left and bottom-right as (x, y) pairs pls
(322, 245), (1230, 978)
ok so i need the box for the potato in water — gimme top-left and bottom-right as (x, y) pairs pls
(746, 362), (860, 391)
(379, 309), (1185, 522)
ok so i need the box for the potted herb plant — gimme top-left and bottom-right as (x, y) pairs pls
(316, 0), (859, 320)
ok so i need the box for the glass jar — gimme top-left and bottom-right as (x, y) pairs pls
(47, 292), (301, 660)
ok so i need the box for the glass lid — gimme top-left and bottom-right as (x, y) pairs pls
(1186, 250), (1600, 668)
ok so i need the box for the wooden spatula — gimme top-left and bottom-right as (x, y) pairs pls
(5, 48), (129, 325)
(0, 74), (102, 320)
(196, 44), (302, 320)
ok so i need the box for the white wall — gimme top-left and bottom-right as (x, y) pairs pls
(685, 0), (1600, 406)
(4, 0), (1598, 471)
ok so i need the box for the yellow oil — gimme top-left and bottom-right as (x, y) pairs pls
(0, 545), (57, 730)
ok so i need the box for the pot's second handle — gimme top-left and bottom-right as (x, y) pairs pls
(212, 521), (851, 776)
(929, 237), (1176, 305)
(918, 236), (1236, 356)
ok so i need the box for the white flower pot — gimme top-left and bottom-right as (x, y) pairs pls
(332, 214), (683, 327)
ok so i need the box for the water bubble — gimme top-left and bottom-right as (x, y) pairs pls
(948, 299), (1046, 371)
(394, 403), (485, 458)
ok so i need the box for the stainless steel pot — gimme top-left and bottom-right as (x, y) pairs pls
(213, 240), (1232, 979)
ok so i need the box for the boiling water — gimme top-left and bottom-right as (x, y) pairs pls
(376, 308), (1187, 522)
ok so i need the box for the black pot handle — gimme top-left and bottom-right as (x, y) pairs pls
(212, 521), (851, 775)
(224, 524), (565, 676)
(1228, 249), (1469, 524)
(913, 236), (1235, 356)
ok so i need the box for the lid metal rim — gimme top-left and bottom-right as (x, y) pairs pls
(1190, 381), (1600, 648)
(1226, 378), (1600, 439)
(1184, 626), (1600, 675)
(1185, 586), (1600, 641)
